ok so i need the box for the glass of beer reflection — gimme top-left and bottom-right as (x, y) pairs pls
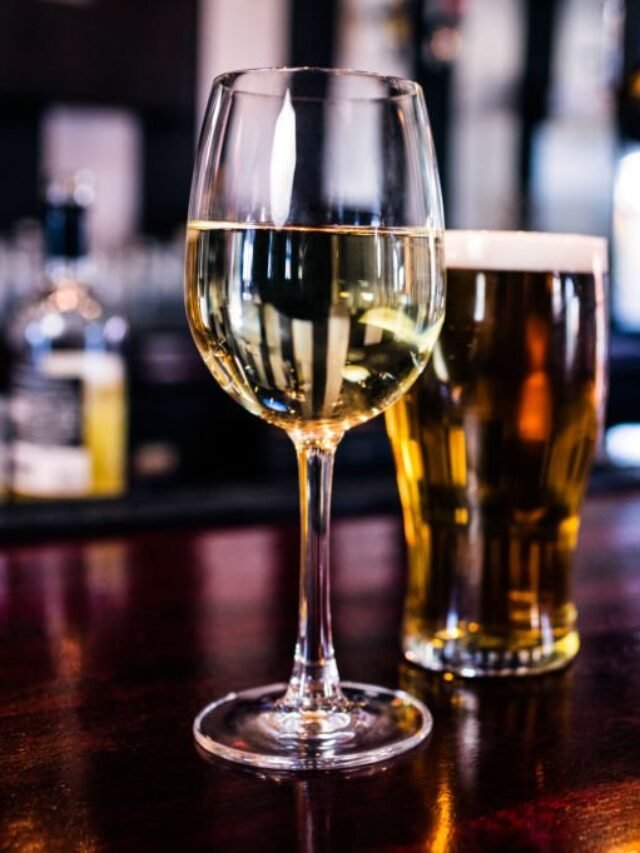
(386, 231), (608, 676)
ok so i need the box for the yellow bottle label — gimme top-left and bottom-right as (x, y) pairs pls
(11, 351), (126, 498)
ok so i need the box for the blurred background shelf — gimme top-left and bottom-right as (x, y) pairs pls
(0, 475), (399, 541)
(3, 459), (640, 542)
(2, 0), (640, 535)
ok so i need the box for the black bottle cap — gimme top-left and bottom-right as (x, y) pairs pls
(42, 174), (93, 260)
(44, 202), (87, 260)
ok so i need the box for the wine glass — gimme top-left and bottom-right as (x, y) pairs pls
(185, 67), (445, 771)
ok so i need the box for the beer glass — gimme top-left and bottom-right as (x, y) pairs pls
(186, 68), (445, 769)
(386, 230), (607, 676)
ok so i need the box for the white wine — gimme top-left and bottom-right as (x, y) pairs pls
(185, 222), (444, 439)
(186, 67), (444, 771)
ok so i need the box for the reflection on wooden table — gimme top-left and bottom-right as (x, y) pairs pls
(1, 493), (639, 850)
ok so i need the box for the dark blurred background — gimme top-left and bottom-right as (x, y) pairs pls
(1, 0), (639, 535)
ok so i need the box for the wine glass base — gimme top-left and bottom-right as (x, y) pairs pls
(193, 681), (432, 771)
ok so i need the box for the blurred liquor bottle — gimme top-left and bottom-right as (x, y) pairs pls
(0, 248), (9, 501)
(613, 0), (640, 330)
(8, 175), (127, 499)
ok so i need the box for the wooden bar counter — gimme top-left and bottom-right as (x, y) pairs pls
(1, 490), (639, 851)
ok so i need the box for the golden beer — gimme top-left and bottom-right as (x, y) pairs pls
(386, 231), (608, 675)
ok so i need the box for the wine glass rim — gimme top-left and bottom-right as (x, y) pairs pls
(212, 66), (422, 102)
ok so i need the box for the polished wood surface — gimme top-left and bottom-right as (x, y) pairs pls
(1, 491), (639, 852)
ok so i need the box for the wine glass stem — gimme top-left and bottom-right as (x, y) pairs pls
(283, 435), (344, 711)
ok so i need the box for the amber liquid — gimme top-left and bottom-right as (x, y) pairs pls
(386, 267), (607, 674)
(185, 222), (444, 440)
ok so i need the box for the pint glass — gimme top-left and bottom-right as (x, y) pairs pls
(386, 231), (608, 676)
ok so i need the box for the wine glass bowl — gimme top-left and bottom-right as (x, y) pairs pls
(185, 67), (445, 770)
(185, 223), (443, 438)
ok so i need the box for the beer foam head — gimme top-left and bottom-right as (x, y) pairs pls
(445, 230), (608, 274)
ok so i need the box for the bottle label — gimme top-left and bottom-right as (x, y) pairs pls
(11, 351), (125, 498)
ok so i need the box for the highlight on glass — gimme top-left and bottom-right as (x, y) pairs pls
(185, 67), (445, 770)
